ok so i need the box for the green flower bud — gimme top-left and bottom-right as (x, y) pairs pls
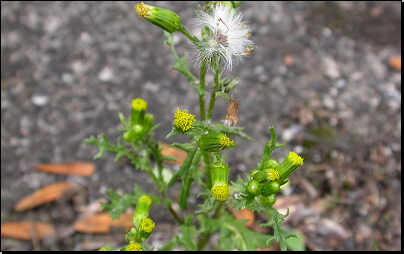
(260, 194), (277, 207)
(198, 133), (234, 152)
(123, 131), (135, 143)
(210, 160), (230, 201)
(246, 180), (261, 196)
(130, 98), (147, 125)
(250, 169), (259, 179)
(277, 151), (304, 182)
(125, 227), (138, 243)
(143, 113), (154, 132)
(261, 181), (280, 197)
(253, 168), (280, 183)
(135, 2), (183, 33)
(133, 195), (152, 228)
(264, 159), (279, 170)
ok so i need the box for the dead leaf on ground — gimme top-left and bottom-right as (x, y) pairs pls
(160, 143), (187, 165)
(35, 162), (96, 176)
(74, 213), (134, 234)
(388, 56), (401, 71)
(1, 221), (55, 240)
(14, 182), (75, 212)
(227, 203), (255, 229)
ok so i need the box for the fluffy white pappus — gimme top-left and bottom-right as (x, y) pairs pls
(193, 2), (254, 71)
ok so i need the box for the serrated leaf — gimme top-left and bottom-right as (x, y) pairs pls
(212, 123), (253, 141)
(100, 189), (137, 220)
(118, 112), (128, 128)
(177, 215), (198, 251)
(100, 185), (166, 221)
(214, 213), (269, 251)
(166, 127), (180, 139)
(166, 142), (202, 211)
(257, 126), (287, 170)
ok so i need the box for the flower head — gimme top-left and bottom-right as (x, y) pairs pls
(133, 195), (152, 228)
(124, 242), (142, 251)
(194, 2), (254, 70)
(135, 2), (183, 33)
(140, 218), (155, 234)
(173, 108), (196, 132)
(198, 132), (234, 152)
(276, 151), (304, 182)
(253, 168), (280, 183)
(210, 160), (230, 201)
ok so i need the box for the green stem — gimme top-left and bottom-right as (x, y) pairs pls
(207, 69), (220, 120)
(202, 151), (212, 190)
(196, 202), (223, 250)
(199, 62), (207, 121)
(179, 26), (199, 46)
(146, 142), (184, 225)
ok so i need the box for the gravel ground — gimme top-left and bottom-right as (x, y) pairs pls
(1, 1), (401, 251)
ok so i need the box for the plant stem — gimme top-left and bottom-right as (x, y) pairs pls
(202, 151), (212, 190)
(179, 26), (199, 45)
(196, 202), (223, 250)
(199, 62), (207, 121)
(207, 69), (220, 120)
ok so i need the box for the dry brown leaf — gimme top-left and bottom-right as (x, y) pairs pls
(14, 182), (75, 212)
(35, 162), (96, 176)
(160, 143), (187, 165)
(227, 203), (255, 229)
(1, 221), (55, 240)
(388, 56), (401, 71)
(74, 213), (134, 234)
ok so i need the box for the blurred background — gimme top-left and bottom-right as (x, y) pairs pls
(1, 1), (401, 251)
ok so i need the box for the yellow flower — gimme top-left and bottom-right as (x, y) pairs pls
(253, 168), (280, 183)
(276, 151), (304, 182)
(211, 184), (230, 201)
(198, 133), (234, 152)
(173, 108), (195, 132)
(210, 160), (230, 201)
(125, 242), (142, 251)
(133, 196), (153, 228)
(140, 218), (155, 234)
(131, 98), (148, 112)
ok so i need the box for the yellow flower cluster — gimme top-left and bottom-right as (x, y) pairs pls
(220, 135), (234, 148)
(173, 108), (195, 132)
(211, 184), (230, 201)
(135, 2), (150, 18)
(131, 98), (148, 112)
(125, 242), (142, 251)
(140, 218), (155, 234)
(287, 151), (304, 166)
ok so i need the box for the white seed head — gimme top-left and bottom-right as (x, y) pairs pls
(193, 2), (254, 71)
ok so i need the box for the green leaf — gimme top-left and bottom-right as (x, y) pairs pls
(119, 112), (128, 128)
(213, 212), (269, 251)
(166, 142), (202, 211)
(285, 230), (306, 251)
(228, 174), (297, 251)
(166, 126), (180, 139)
(100, 189), (137, 220)
(212, 123), (253, 141)
(257, 127), (287, 171)
(100, 185), (166, 220)
(176, 215), (198, 251)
